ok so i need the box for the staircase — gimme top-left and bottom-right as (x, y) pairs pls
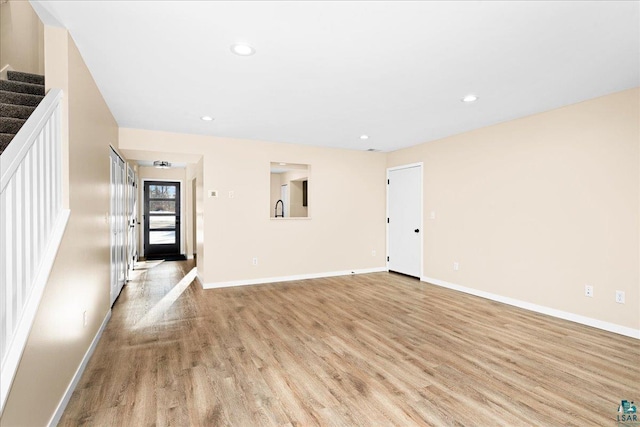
(0, 71), (45, 155)
(1, 79), (66, 413)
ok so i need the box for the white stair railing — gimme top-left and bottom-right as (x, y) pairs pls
(0, 89), (70, 413)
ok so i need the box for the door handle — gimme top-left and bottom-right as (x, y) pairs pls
(414, 229), (420, 233)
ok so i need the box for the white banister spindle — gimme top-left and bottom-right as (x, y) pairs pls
(45, 122), (53, 231)
(0, 89), (68, 414)
(6, 179), (15, 337)
(15, 165), (24, 316)
(23, 152), (32, 299)
(40, 134), (48, 246)
(55, 108), (61, 212)
(0, 188), (5, 363)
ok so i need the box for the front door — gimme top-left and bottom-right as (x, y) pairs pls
(387, 164), (422, 278)
(144, 181), (181, 259)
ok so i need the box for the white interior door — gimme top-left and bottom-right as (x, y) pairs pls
(110, 148), (126, 306)
(387, 164), (422, 278)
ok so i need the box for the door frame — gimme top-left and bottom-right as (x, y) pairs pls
(191, 178), (197, 259)
(386, 162), (424, 278)
(126, 163), (138, 279)
(141, 179), (184, 258)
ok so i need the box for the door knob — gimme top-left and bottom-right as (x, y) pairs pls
(414, 229), (420, 233)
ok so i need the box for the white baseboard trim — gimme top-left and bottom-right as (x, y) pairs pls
(0, 64), (13, 80)
(0, 209), (70, 414)
(48, 309), (112, 427)
(202, 267), (388, 290)
(422, 276), (640, 340)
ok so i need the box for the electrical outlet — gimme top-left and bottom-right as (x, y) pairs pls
(252, 257), (258, 266)
(83, 311), (88, 327)
(615, 290), (625, 304)
(372, 250), (376, 256)
(430, 211), (436, 220)
(453, 262), (459, 271)
(228, 190), (235, 199)
(585, 285), (593, 297)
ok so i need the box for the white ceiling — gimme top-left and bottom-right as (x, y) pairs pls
(37, 1), (639, 152)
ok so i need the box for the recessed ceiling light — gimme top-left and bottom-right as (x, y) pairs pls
(231, 43), (255, 56)
(201, 116), (214, 121)
(462, 94), (478, 103)
(279, 162), (287, 166)
(360, 135), (369, 140)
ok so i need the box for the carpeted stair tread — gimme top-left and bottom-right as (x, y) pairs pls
(0, 90), (44, 107)
(0, 71), (46, 155)
(0, 80), (45, 96)
(0, 117), (26, 134)
(7, 70), (45, 86)
(0, 133), (13, 150)
(0, 103), (36, 120)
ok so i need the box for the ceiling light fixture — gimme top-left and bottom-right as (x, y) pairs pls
(279, 162), (287, 166)
(231, 43), (255, 56)
(360, 135), (369, 140)
(153, 160), (171, 169)
(201, 116), (214, 121)
(462, 94), (478, 103)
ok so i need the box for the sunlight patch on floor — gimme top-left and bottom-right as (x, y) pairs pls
(134, 267), (197, 329)
(128, 260), (165, 282)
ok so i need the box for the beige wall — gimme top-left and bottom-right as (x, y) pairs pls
(137, 166), (188, 257)
(192, 158), (205, 274)
(290, 180), (306, 217)
(1, 32), (118, 426)
(185, 165), (196, 259)
(0, 0), (44, 75)
(388, 88), (640, 331)
(284, 169), (309, 218)
(119, 129), (388, 284)
(44, 26), (70, 208)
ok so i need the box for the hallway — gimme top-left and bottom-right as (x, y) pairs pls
(59, 261), (639, 426)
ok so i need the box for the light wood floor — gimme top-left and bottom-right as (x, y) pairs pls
(59, 261), (640, 426)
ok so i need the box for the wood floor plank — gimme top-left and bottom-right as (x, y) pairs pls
(58, 261), (640, 426)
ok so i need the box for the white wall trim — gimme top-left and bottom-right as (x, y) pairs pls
(48, 309), (112, 427)
(422, 276), (640, 340)
(0, 209), (70, 414)
(201, 267), (388, 290)
(387, 162), (424, 172)
(0, 64), (13, 80)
